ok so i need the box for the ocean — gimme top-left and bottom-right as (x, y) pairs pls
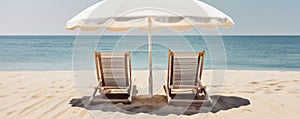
(0, 36), (299, 71)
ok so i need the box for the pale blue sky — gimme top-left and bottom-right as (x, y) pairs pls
(0, 0), (299, 35)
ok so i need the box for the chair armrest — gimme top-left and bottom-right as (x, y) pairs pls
(170, 85), (206, 89)
(98, 86), (129, 89)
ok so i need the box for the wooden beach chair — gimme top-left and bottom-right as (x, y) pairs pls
(90, 51), (135, 104)
(163, 50), (211, 105)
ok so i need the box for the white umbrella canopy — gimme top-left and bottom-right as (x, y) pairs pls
(66, 0), (234, 97)
(66, 0), (234, 31)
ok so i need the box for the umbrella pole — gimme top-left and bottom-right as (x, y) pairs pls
(148, 17), (153, 98)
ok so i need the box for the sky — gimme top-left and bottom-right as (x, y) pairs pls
(0, 0), (300, 35)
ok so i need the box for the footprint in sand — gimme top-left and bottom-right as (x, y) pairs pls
(8, 74), (21, 78)
(264, 91), (275, 94)
(265, 79), (276, 82)
(249, 81), (259, 85)
(269, 83), (278, 86)
(47, 96), (55, 99)
(287, 90), (300, 94)
(255, 87), (266, 92)
(0, 95), (7, 98)
(277, 85), (284, 88)
(7, 110), (16, 115)
(32, 95), (40, 99)
(274, 88), (282, 91)
(241, 108), (252, 112)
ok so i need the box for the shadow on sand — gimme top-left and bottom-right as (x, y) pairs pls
(70, 95), (250, 116)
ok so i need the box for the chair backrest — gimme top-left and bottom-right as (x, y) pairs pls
(167, 51), (205, 87)
(95, 52), (132, 87)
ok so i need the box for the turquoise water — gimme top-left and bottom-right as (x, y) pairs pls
(0, 36), (299, 71)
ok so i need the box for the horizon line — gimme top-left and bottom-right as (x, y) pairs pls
(1, 34), (300, 36)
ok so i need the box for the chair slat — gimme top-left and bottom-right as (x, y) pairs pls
(173, 61), (198, 66)
(173, 64), (198, 69)
(173, 58), (198, 63)
(173, 69), (197, 75)
(103, 69), (126, 74)
(104, 78), (127, 87)
(101, 52), (127, 56)
(102, 58), (125, 64)
(102, 62), (125, 68)
(173, 81), (196, 85)
(173, 76), (197, 81)
(172, 52), (199, 56)
(172, 76), (196, 79)
(103, 74), (126, 79)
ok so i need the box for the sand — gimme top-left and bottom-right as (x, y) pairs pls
(0, 70), (299, 119)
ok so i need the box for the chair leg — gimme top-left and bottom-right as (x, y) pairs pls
(202, 89), (212, 103)
(194, 88), (202, 95)
(89, 87), (98, 105)
(163, 85), (171, 103)
(128, 86), (134, 103)
(128, 76), (135, 103)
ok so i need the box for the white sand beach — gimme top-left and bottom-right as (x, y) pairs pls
(0, 70), (299, 119)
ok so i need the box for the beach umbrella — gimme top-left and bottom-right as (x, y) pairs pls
(66, 0), (234, 97)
